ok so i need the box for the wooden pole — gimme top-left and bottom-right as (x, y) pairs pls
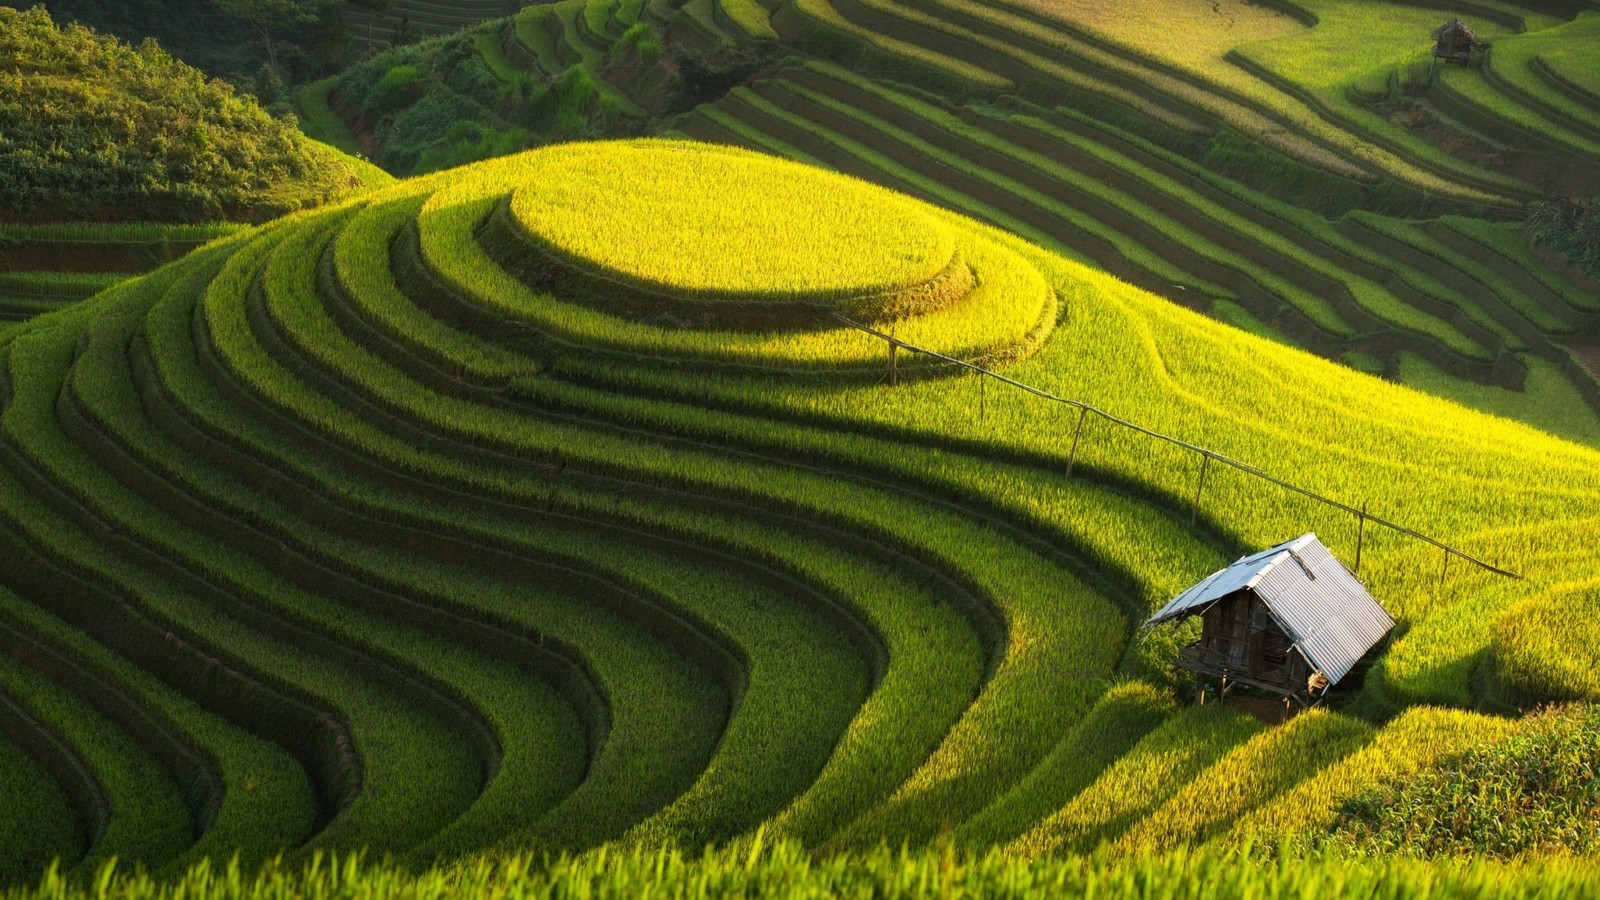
(1355, 500), (1368, 574)
(1440, 547), (1451, 589)
(979, 374), (986, 423)
(1066, 407), (1088, 479)
(1191, 453), (1211, 525)
(888, 340), (898, 386)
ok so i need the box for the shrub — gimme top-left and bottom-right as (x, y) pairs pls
(380, 89), (496, 174)
(531, 66), (598, 135)
(364, 63), (419, 116)
(1528, 198), (1600, 278)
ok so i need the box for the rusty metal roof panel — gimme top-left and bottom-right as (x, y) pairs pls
(1142, 533), (1394, 685)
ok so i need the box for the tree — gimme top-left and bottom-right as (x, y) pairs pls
(208, 0), (321, 71)
(344, 0), (396, 57)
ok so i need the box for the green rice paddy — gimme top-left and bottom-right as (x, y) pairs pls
(8, 0), (1600, 894)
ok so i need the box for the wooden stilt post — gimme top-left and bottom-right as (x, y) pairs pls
(1355, 500), (1368, 574)
(1191, 453), (1211, 525)
(1195, 672), (1206, 705)
(1066, 406), (1088, 479)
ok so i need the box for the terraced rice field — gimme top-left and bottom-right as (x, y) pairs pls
(12, 0), (1600, 891)
(0, 223), (243, 325)
(677, 59), (1600, 438)
(320, 0), (1600, 439)
(2, 138), (1599, 887)
(344, 0), (519, 47)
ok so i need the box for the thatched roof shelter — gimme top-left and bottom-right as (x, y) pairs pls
(1432, 18), (1484, 65)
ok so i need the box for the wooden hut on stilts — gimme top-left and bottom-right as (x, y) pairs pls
(1141, 534), (1394, 722)
(1431, 18), (1485, 77)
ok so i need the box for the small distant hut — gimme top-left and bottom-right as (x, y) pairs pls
(1432, 18), (1484, 67)
(1142, 534), (1394, 718)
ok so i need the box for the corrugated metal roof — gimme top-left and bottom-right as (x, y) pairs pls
(1142, 533), (1394, 685)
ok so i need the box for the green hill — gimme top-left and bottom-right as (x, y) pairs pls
(0, 8), (391, 328)
(0, 138), (1596, 889)
(0, 6), (374, 223)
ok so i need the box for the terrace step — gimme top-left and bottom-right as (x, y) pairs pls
(0, 648), (190, 873)
(1339, 215), (1566, 355)
(0, 583), (320, 872)
(706, 67), (1519, 386)
(1109, 709), (1371, 851)
(1433, 64), (1600, 161)
(139, 261), (809, 858)
(178, 201), (998, 845)
(1530, 51), (1600, 109)
(87, 332), (724, 862)
(1005, 706), (1263, 856)
(0, 707), (85, 886)
(3, 269), (509, 861)
(1225, 50), (1538, 206)
(715, 0), (779, 41)
(360, 169), (1190, 839)
(1428, 219), (1600, 333)
(780, 66), (1372, 336)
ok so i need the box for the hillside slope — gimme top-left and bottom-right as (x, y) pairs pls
(0, 8), (391, 329)
(0, 7), (374, 223)
(0, 139), (1594, 883)
(309, 0), (1600, 443)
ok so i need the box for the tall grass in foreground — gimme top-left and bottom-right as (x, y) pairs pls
(13, 839), (1600, 899)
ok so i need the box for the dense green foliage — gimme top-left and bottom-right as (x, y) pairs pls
(1335, 704), (1600, 859)
(1530, 198), (1600, 279)
(0, 7), (363, 221)
(330, 37), (539, 177)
